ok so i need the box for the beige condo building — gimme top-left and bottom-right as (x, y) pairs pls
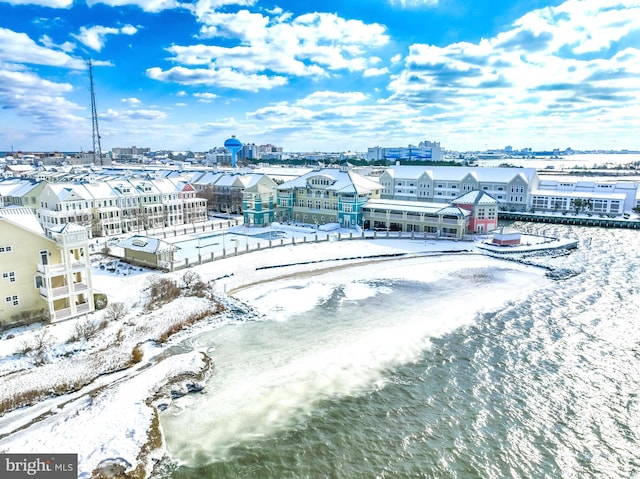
(0, 208), (94, 329)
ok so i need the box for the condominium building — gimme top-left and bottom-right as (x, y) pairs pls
(530, 178), (638, 215)
(379, 166), (538, 211)
(0, 208), (94, 328)
(34, 176), (207, 237)
(274, 168), (382, 228)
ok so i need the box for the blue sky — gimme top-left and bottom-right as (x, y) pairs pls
(1, 0), (639, 153)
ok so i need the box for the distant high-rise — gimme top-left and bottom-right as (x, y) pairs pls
(224, 136), (243, 168)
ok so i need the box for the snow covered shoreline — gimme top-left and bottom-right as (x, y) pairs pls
(0, 237), (511, 478)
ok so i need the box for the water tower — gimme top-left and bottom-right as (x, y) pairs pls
(224, 135), (243, 168)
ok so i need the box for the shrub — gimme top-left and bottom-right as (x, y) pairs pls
(103, 302), (128, 321)
(131, 344), (144, 364)
(145, 277), (181, 311)
(69, 319), (98, 342)
(190, 281), (209, 297)
(31, 329), (52, 365)
(94, 293), (108, 310)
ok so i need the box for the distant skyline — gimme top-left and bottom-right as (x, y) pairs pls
(1, 0), (639, 153)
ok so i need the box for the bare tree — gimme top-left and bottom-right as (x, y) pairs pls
(103, 302), (128, 321)
(181, 271), (201, 290)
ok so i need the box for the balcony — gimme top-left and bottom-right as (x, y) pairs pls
(37, 262), (66, 275)
(51, 302), (91, 321)
(40, 282), (89, 299)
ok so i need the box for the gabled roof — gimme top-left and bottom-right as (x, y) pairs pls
(383, 165), (537, 183)
(0, 207), (46, 236)
(277, 168), (381, 195)
(452, 190), (498, 205)
(48, 223), (87, 234)
(437, 206), (470, 218)
(362, 199), (469, 217)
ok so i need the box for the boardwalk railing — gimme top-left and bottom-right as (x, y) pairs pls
(164, 230), (469, 272)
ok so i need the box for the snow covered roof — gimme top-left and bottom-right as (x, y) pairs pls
(492, 226), (521, 235)
(277, 168), (381, 195)
(0, 207), (45, 235)
(363, 198), (469, 217)
(48, 223), (87, 234)
(383, 165), (537, 183)
(452, 190), (498, 205)
(0, 178), (39, 197)
(119, 235), (177, 254)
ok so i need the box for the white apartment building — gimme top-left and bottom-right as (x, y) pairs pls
(367, 141), (443, 162)
(530, 178), (638, 215)
(379, 166), (538, 211)
(34, 176), (207, 237)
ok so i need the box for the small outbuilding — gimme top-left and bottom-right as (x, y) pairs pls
(491, 226), (522, 246)
(119, 235), (176, 269)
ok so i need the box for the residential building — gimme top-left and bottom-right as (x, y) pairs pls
(34, 176), (206, 237)
(242, 175), (279, 226)
(112, 146), (151, 161)
(119, 235), (176, 270)
(361, 199), (469, 239)
(0, 208), (94, 328)
(379, 166), (538, 211)
(530, 178), (638, 215)
(452, 190), (499, 234)
(275, 168), (382, 228)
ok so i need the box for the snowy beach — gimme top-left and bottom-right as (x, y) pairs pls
(0, 236), (545, 477)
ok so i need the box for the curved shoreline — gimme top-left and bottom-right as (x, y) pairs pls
(0, 237), (560, 478)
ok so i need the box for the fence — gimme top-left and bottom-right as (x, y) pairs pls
(163, 229), (470, 272)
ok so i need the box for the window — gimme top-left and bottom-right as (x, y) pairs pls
(2, 272), (16, 282)
(5, 295), (18, 306)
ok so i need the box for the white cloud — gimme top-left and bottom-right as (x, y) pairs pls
(193, 92), (219, 102)
(0, 0), (72, 6)
(148, 9), (389, 91)
(386, 0), (640, 141)
(146, 66), (288, 91)
(0, 66), (85, 136)
(104, 108), (168, 121)
(39, 34), (76, 53)
(86, 0), (179, 13)
(388, 0), (439, 7)
(0, 28), (85, 69)
(121, 97), (142, 106)
(72, 24), (138, 52)
(363, 67), (389, 77)
(294, 91), (368, 107)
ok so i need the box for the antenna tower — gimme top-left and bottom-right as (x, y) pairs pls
(88, 58), (103, 165)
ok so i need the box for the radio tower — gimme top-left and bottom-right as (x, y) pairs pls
(88, 58), (103, 165)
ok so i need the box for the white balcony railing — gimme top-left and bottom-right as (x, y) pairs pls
(40, 282), (88, 298)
